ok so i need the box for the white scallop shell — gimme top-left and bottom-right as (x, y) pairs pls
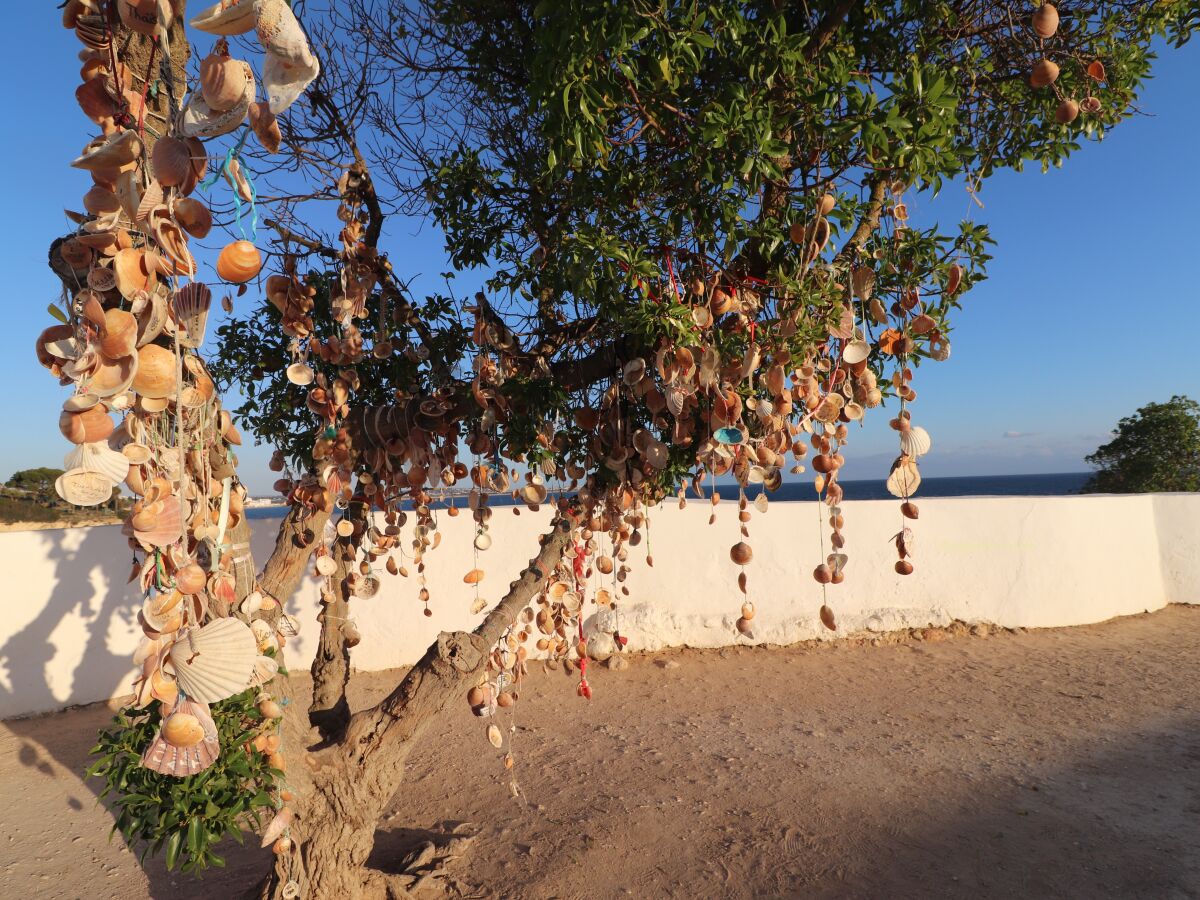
(141, 698), (219, 777)
(64, 440), (131, 484)
(169, 618), (257, 704)
(899, 425), (931, 458)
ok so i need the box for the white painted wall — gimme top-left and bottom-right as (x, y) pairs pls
(0, 493), (1196, 719)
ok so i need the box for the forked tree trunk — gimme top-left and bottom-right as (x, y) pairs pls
(255, 501), (588, 900)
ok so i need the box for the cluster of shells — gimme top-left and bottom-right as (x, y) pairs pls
(44, 0), (321, 858)
(1026, 3), (1109, 124)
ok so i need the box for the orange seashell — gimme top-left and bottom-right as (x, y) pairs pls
(730, 542), (753, 565)
(100, 308), (138, 358)
(216, 240), (262, 284)
(59, 405), (114, 444)
(1087, 59), (1106, 82)
(90, 353), (138, 397)
(1055, 99), (1079, 124)
(113, 247), (158, 299)
(1030, 58), (1059, 88)
(173, 197), (212, 238)
(200, 47), (250, 112)
(1031, 3), (1059, 39)
(248, 101), (281, 153)
(132, 344), (177, 399)
(175, 562), (207, 594)
(83, 184), (120, 216)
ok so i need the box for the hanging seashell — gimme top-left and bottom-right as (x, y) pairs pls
(886, 457), (922, 499)
(730, 542), (753, 565)
(190, 0), (259, 34)
(474, 531), (492, 551)
(171, 282), (212, 349)
(216, 240), (263, 284)
(819, 604), (837, 631)
(1030, 59), (1060, 88)
(141, 698), (219, 777)
(169, 617), (257, 704)
(248, 101), (282, 153)
(463, 568), (485, 585)
(843, 339), (870, 365)
(1032, 3), (1059, 38)
(55, 468), (115, 506)
(486, 723), (504, 749)
(200, 44), (251, 112)
(132, 344), (176, 399)
(286, 362), (314, 385)
(260, 808), (295, 848)
(173, 197), (213, 238)
(59, 405), (115, 444)
(899, 425), (931, 458)
(64, 440), (130, 484)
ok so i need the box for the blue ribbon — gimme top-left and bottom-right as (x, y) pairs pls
(200, 127), (258, 241)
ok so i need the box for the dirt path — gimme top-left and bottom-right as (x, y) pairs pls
(2, 606), (1197, 899)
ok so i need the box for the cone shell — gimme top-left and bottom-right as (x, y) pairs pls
(216, 240), (262, 284)
(170, 617), (258, 704)
(141, 698), (219, 777)
(132, 344), (176, 399)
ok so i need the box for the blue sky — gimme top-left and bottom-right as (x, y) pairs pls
(3, 11), (1197, 495)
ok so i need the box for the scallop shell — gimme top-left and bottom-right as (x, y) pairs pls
(64, 440), (130, 484)
(55, 468), (115, 506)
(899, 425), (931, 458)
(170, 617), (257, 704)
(132, 492), (184, 548)
(171, 282), (212, 349)
(886, 457), (922, 499)
(141, 698), (219, 777)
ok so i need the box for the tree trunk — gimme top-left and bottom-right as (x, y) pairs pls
(256, 500), (589, 899)
(308, 509), (355, 742)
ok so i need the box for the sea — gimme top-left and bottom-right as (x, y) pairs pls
(244, 472), (1093, 518)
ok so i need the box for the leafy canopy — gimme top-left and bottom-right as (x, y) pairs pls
(1084, 396), (1200, 494)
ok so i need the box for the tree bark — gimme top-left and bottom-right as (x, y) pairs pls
(308, 511), (355, 742)
(256, 499), (590, 900)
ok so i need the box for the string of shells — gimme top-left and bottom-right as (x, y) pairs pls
(45, 1), (320, 858)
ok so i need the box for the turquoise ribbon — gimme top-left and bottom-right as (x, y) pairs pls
(200, 127), (258, 241)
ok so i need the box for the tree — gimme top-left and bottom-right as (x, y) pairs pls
(1083, 396), (1200, 493)
(6, 468), (66, 499)
(40, 2), (1197, 898)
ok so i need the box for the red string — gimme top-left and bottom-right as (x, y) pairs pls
(137, 36), (159, 138)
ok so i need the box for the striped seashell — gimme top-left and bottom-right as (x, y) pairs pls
(141, 698), (219, 777)
(170, 617), (257, 704)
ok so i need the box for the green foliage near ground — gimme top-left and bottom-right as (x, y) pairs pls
(1084, 396), (1200, 493)
(86, 688), (283, 874)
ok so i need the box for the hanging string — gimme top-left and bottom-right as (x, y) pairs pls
(199, 127), (259, 240)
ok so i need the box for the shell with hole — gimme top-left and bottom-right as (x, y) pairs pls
(141, 698), (219, 777)
(169, 617), (258, 704)
(886, 457), (922, 499)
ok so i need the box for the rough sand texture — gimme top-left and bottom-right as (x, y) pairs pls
(2, 605), (1197, 899)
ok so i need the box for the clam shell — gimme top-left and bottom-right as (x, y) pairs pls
(63, 393), (99, 413)
(55, 468), (115, 506)
(170, 617), (258, 704)
(286, 362), (314, 385)
(89, 352), (139, 398)
(474, 532), (492, 551)
(843, 339), (870, 365)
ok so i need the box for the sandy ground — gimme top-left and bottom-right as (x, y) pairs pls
(1, 605), (1197, 900)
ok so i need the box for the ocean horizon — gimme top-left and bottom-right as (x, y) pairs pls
(244, 471), (1096, 518)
